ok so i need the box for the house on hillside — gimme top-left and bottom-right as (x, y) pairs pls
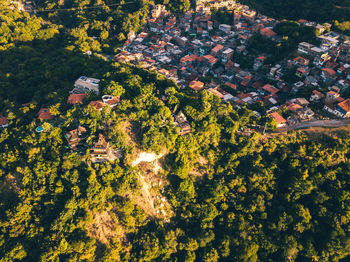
(175, 111), (191, 136)
(269, 112), (287, 128)
(102, 95), (120, 109)
(65, 126), (88, 150)
(67, 93), (87, 105)
(70, 76), (100, 95)
(90, 134), (122, 163)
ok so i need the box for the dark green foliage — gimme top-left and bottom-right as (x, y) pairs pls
(1, 3), (350, 262)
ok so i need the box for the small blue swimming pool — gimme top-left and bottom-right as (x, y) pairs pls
(35, 126), (44, 132)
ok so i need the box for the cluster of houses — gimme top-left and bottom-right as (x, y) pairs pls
(2, 1), (350, 134)
(27, 76), (123, 163)
(114, 2), (350, 128)
(8, 0), (34, 12)
(195, 0), (236, 13)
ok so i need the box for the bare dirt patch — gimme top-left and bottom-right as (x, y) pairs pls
(129, 152), (173, 221)
(87, 211), (125, 245)
(130, 171), (157, 217)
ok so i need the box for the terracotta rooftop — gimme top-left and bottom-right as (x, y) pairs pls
(38, 108), (53, 120)
(180, 54), (198, 63)
(293, 56), (310, 65)
(260, 28), (277, 37)
(262, 84), (279, 94)
(312, 90), (325, 98)
(89, 100), (105, 110)
(189, 80), (204, 91)
(0, 117), (8, 126)
(237, 93), (252, 99)
(337, 99), (350, 113)
(67, 93), (87, 105)
(225, 82), (237, 89)
(209, 88), (224, 99)
(322, 68), (336, 76)
(203, 54), (218, 64)
(211, 44), (224, 53)
(269, 112), (286, 125)
(257, 55), (267, 61)
(287, 103), (303, 112)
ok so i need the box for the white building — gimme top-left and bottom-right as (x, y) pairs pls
(71, 76), (100, 95)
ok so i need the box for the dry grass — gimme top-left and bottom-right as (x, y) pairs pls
(87, 211), (125, 245)
(128, 153), (174, 221)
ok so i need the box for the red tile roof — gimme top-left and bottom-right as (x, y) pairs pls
(209, 88), (224, 99)
(67, 93), (87, 105)
(287, 103), (303, 112)
(189, 80), (204, 91)
(104, 96), (120, 106)
(211, 44), (224, 54)
(225, 82), (237, 89)
(252, 81), (263, 89)
(262, 84), (279, 94)
(89, 100), (105, 110)
(237, 93), (252, 99)
(38, 108), (53, 120)
(269, 112), (286, 125)
(257, 55), (267, 62)
(180, 54), (198, 64)
(322, 68), (336, 76)
(0, 117), (8, 126)
(260, 28), (277, 38)
(203, 55), (218, 65)
(338, 99), (350, 113)
(312, 90), (324, 98)
(293, 56), (310, 65)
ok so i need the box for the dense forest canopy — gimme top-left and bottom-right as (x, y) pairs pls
(1, 1), (350, 261)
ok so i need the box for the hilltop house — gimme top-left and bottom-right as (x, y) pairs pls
(70, 76), (100, 95)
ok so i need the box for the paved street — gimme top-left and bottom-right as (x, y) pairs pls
(278, 119), (350, 132)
